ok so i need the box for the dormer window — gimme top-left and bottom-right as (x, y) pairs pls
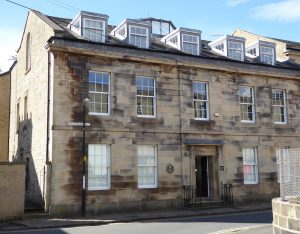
(260, 46), (274, 65)
(209, 35), (245, 62)
(129, 26), (149, 48)
(68, 11), (109, 43)
(182, 34), (199, 55)
(162, 27), (201, 55)
(83, 18), (105, 42)
(111, 19), (151, 49)
(246, 40), (276, 65)
(228, 41), (243, 61)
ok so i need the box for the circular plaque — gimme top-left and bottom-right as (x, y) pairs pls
(166, 164), (174, 173)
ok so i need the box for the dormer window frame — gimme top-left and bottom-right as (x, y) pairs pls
(227, 40), (244, 61)
(128, 25), (149, 49)
(68, 11), (109, 43)
(260, 45), (275, 65)
(83, 18), (106, 43)
(245, 40), (276, 66)
(181, 33), (200, 55)
(209, 35), (246, 62)
(162, 27), (202, 56)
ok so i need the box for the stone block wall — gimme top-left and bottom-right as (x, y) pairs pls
(273, 198), (300, 233)
(0, 162), (25, 220)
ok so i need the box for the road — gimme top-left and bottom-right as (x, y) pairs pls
(2, 211), (272, 234)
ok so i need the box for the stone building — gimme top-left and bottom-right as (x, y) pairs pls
(0, 69), (12, 162)
(9, 9), (300, 216)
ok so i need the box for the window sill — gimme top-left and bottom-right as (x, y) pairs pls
(244, 182), (259, 185)
(87, 187), (110, 191)
(137, 115), (156, 119)
(241, 120), (255, 124)
(89, 112), (110, 116)
(138, 185), (158, 189)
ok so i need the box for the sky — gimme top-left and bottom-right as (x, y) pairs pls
(1, 0), (300, 72)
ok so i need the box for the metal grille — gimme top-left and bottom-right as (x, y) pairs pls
(279, 148), (300, 200)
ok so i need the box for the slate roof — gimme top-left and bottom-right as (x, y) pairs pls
(33, 10), (300, 70)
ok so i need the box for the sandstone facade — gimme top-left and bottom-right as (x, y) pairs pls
(9, 10), (300, 216)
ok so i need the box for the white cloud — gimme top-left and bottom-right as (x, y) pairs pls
(253, 0), (300, 22)
(0, 27), (21, 73)
(227, 0), (249, 7)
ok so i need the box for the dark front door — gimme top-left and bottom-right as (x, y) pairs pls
(195, 156), (209, 197)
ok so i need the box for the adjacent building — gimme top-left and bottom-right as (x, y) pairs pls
(0, 70), (11, 161)
(8, 10), (300, 216)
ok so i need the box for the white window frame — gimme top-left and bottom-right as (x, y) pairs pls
(239, 86), (255, 123)
(272, 89), (287, 124)
(129, 25), (149, 49)
(88, 144), (111, 190)
(260, 46), (275, 65)
(228, 41), (244, 61)
(136, 76), (156, 118)
(138, 145), (158, 189)
(181, 34), (199, 55)
(83, 18), (105, 43)
(193, 82), (209, 120)
(243, 147), (259, 184)
(88, 71), (110, 116)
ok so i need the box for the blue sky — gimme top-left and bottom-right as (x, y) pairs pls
(1, 0), (300, 71)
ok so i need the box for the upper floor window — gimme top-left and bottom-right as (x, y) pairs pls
(239, 86), (255, 123)
(136, 76), (156, 117)
(182, 34), (199, 55)
(138, 145), (158, 188)
(88, 144), (110, 190)
(228, 41), (243, 61)
(129, 26), (148, 48)
(272, 90), (287, 124)
(83, 18), (105, 42)
(193, 82), (209, 120)
(243, 147), (258, 184)
(260, 46), (275, 65)
(88, 71), (110, 115)
(26, 33), (31, 71)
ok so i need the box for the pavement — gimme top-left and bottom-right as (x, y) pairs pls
(0, 202), (272, 232)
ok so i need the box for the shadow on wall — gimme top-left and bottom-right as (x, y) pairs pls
(14, 117), (44, 210)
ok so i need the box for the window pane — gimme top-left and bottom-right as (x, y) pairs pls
(138, 145), (157, 188)
(136, 77), (155, 116)
(88, 71), (110, 114)
(272, 90), (286, 123)
(243, 148), (258, 184)
(240, 86), (254, 122)
(88, 144), (110, 190)
(193, 82), (209, 119)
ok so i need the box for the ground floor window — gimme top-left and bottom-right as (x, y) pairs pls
(138, 145), (157, 188)
(242, 147), (258, 184)
(88, 144), (110, 190)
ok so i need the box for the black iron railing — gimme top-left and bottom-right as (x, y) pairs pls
(183, 183), (233, 208)
(183, 185), (202, 208)
(221, 183), (233, 205)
